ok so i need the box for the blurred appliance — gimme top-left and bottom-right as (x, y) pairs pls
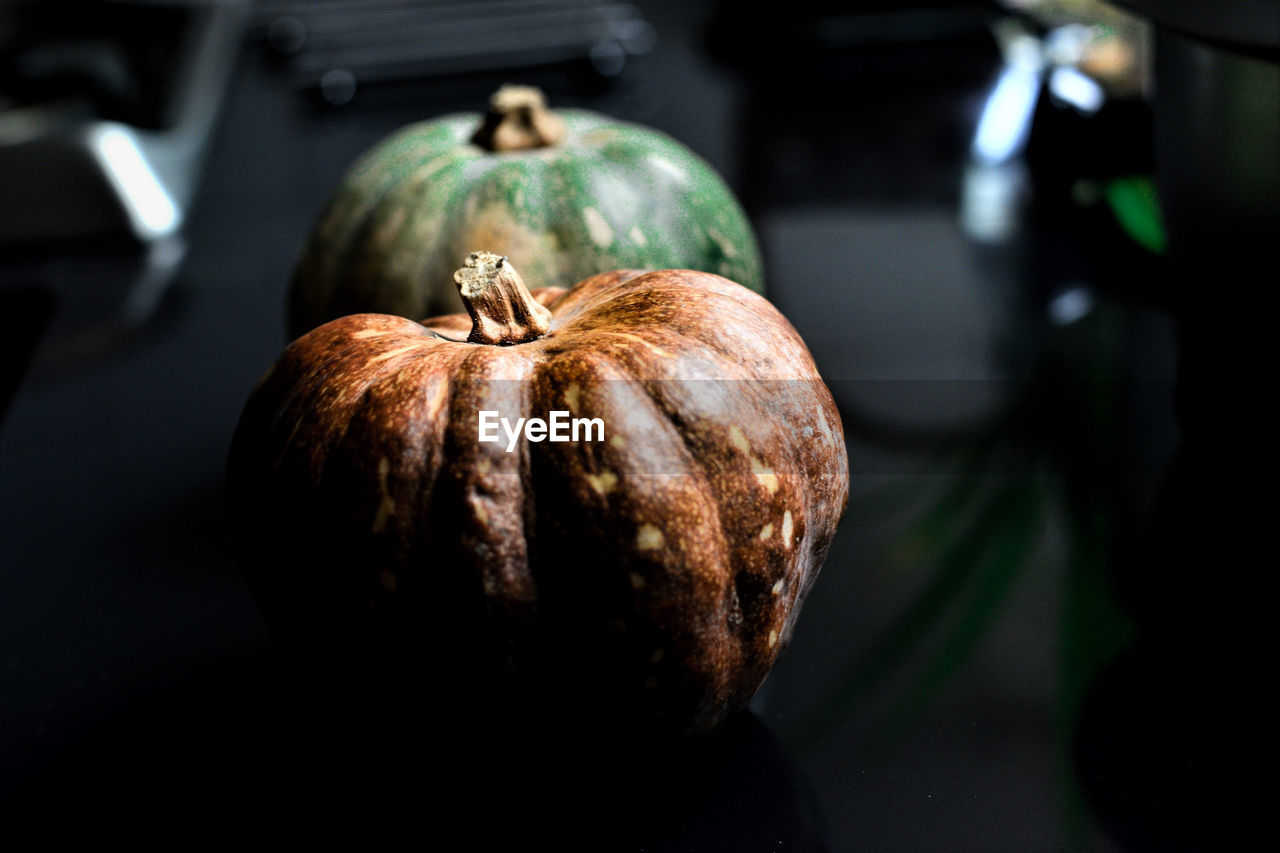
(1070, 2), (1278, 850)
(0, 0), (247, 250)
(251, 0), (654, 105)
(1116, 0), (1279, 270)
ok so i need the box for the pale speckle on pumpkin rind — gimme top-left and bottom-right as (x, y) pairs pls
(286, 109), (764, 340)
(232, 270), (846, 737)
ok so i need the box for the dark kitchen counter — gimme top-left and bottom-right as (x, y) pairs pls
(2, 1), (1271, 849)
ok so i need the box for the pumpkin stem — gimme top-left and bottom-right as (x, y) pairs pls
(470, 85), (566, 152)
(454, 251), (553, 345)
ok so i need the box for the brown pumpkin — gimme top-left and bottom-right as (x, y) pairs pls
(228, 252), (847, 737)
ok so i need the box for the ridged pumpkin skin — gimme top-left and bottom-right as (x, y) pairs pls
(232, 260), (845, 737)
(287, 103), (764, 339)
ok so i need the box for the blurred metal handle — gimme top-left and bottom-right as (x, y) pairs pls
(0, 0), (248, 249)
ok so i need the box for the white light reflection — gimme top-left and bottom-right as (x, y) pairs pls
(1048, 285), (1094, 326)
(1048, 66), (1105, 114)
(960, 161), (1027, 243)
(90, 125), (181, 239)
(972, 65), (1042, 165)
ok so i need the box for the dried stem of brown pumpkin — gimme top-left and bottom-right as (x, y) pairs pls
(454, 251), (553, 345)
(470, 85), (566, 152)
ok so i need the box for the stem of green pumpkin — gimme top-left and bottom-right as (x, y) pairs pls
(470, 85), (566, 152)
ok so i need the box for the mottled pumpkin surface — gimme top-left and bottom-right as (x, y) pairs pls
(287, 110), (765, 339)
(231, 267), (845, 737)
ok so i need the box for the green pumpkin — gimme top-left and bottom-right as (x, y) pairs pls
(288, 86), (764, 339)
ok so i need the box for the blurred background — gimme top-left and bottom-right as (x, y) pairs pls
(2, 0), (1275, 848)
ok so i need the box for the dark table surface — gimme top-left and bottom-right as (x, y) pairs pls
(2, 1), (1271, 849)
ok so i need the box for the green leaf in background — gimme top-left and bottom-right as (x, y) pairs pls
(1105, 176), (1167, 255)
